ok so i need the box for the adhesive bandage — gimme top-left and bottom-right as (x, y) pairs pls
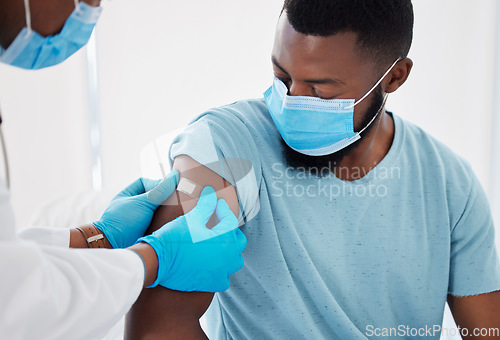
(176, 177), (202, 198)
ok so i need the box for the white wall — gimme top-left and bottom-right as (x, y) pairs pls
(0, 52), (92, 229)
(389, 0), (500, 251)
(94, 0), (284, 190)
(491, 0), (500, 253)
(390, 0), (497, 191)
(0, 0), (498, 239)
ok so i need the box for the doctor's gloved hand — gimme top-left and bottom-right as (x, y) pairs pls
(93, 171), (179, 249)
(137, 186), (247, 292)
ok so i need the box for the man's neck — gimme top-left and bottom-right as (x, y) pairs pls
(333, 110), (395, 181)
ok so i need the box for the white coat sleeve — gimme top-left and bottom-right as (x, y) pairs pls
(0, 178), (144, 339)
(0, 241), (145, 340)
(17, 226), (70, 247)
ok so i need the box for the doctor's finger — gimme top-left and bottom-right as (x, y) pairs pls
(233, 229), (247, 253)
(227, 254), (245, 276)
(211, 199), (239, 235)
(146, 171), (180, 206)
(115, 177), (151, 198)
(187, 186), (217, 225)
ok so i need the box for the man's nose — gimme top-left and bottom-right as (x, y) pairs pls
(288, 82), (313, 97)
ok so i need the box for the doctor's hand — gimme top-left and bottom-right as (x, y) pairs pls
(137, 186), (247, 292)
(93, 171), (180, 249)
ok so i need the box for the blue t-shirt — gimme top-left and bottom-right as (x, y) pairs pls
(169, 98), (500, 339)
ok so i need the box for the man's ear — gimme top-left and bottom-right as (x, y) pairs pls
(384, 57), (413, 94)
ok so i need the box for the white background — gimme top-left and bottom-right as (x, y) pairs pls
(0, 0), (498, 242)
(0, 1), (498, 338)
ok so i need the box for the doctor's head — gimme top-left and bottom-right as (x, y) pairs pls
(0, 0), (101, 69)
(271, 0), (414, 171)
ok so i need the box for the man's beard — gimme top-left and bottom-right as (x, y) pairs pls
(280, 85), (385, 177)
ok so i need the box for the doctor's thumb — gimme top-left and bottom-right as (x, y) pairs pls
(146, 171), (180, 206)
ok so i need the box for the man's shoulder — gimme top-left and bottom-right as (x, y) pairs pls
(203, 98), (269, 124)
(397, 115), (470, 166)
(188, 98), (273, 143)
(396, 114), (475, 188)
(222, 98), (268, 112)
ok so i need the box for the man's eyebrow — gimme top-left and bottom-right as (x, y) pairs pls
(304, 77), (346, 86)
(271, 56), (289, 75)
(271, 56), (346, 86)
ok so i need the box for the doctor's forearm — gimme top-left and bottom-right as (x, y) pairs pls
(69, 224), (112, 248)
(128, 242), (159, 288)
(69, 225), (158, 288)
(69, 229), (89, 248)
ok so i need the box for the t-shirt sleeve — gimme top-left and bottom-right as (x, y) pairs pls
(168, 107), (262, 225)
(448, 171), (500, 296)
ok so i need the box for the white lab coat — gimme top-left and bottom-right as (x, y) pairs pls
(0, 179), (145, 340)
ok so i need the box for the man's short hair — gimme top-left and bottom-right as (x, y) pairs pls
(282, 0), (414, 67)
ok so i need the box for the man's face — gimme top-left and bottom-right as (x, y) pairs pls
(271, 12), (387, 173)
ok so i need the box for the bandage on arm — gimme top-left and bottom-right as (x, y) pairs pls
(176, 177), (203, 198)
(125, 155), (239, 340)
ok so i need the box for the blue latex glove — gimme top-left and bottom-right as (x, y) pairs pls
(93, 171), (179, 249)
(138, 186), (247, 292)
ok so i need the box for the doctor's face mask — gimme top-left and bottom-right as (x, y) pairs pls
(264, 59), (400, 157)
(0, 0), (102, 69)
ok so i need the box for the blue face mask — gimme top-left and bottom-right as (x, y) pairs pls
(264, 59), (399, 156)
(0, 0), (102, 70)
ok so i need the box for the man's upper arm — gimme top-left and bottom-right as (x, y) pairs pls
(446, 164), (500, 338)
(125, 155), (241, 340)
(448, 167), (500, 297)
(447, 292), (500, 339)
(126, 106), (260, 339)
